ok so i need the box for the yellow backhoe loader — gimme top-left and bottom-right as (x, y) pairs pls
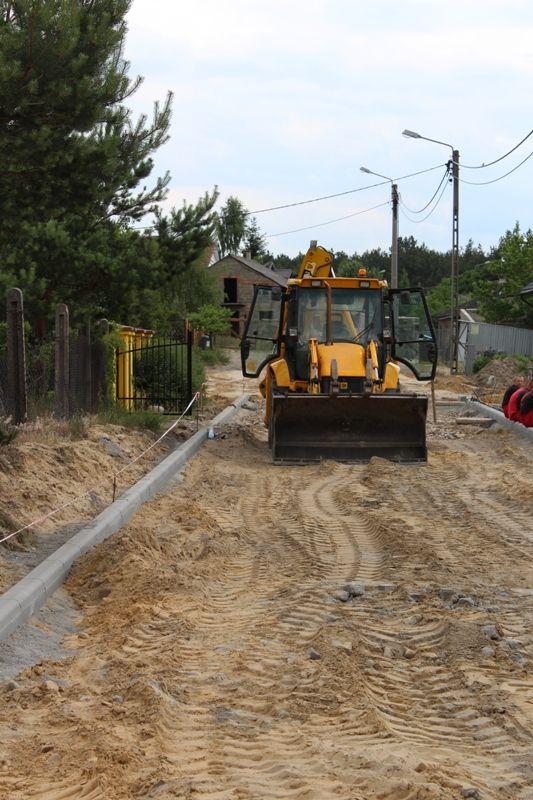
(241, 242), (438, 463)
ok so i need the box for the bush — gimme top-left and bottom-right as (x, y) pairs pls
(188, 304), (232, 336)
(514, 354), (533, 373)
(473, 354), (493, 373)
(197, 347), (230, 367)
(97, 404), (162, 433)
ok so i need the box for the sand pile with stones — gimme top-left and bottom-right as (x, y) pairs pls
(475, 356), (529, 394)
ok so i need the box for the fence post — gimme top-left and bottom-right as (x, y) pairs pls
(78, 321), (92, 413)
(92, 319), (110, 412)
(6, 288), (28, 424)
(54, 303), (70, 418)
(187, 323), (193, 413)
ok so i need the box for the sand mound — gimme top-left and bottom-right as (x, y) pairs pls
(475, 356), (526, 393)
(0, 422), (172, 593)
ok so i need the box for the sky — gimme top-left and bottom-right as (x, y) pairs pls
(124, 0), (533, 258)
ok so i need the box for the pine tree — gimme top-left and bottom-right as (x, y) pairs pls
(241, 216), (269, 260)
(155, 190), (220, 316)
(0, 0), (172, 325)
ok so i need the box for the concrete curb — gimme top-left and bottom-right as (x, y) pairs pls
(0, 395), (250, 642)
(465, 399), (533, 442)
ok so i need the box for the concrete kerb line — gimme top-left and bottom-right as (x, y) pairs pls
(465, 399), (533, 442)
(0, 394), (250, 642)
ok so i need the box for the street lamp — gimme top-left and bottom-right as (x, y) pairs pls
(360, 166), (399, 289)
(402, 128), (460, 375)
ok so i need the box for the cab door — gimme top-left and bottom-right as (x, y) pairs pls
(241, 285), (284, 378)
(389, 288), (437, 380)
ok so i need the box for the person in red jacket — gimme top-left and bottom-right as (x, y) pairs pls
(502, 380), (523, 418)
(518, 387), (533, 427)
(507, 385), (527, 422)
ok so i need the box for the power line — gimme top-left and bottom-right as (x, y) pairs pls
(399, 177), (450, 224)
(265, 200), (390, 238)
(461, 127), (533, 169)
(249, 163), (446, 214)
(459, 149), (533, 185)
(399, 166), (450, 214)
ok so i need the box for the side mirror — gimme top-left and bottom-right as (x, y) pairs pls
(242, 339), (251, 360)
(271, 287), (282, 301)
(427, 343), (436, 362)
(400, 290), (411, 305)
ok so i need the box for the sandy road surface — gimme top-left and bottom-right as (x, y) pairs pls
(1, 391), (532, 798)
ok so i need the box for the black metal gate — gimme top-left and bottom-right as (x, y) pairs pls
(116, 329), (193, 415)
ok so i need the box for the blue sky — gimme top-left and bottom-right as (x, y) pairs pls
(125, 0), (533, 257)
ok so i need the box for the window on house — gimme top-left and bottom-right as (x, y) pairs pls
(224, 278), (238, 303)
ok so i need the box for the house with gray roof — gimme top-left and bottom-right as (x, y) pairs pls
(208, 252), (290, 338)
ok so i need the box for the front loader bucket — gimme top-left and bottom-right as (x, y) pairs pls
(271, 393), (428, 464)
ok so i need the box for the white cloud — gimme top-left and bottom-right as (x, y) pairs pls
(124, 0), (533, 256)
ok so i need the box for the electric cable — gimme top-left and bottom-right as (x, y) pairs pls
(458, 149), (533, 185)
(460, 127), (533, 169)
(399, 176), (450, 224)
(265, 200), (390, 238)
(249, 163), (446, 214)
(399, 165), (450, 214)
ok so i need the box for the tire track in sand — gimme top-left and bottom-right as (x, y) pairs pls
(144, 464), (385, 800)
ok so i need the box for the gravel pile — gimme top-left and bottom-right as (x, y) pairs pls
(475, 357), (525, 394)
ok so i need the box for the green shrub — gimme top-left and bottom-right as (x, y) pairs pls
(188, 304), (232, 335)
(197, 347), (230, 367)
(97, 404), (162, 433)
(473, 354), (493, 373)
(514, 354), (533, 373)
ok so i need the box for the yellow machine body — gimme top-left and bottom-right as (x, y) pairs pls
(243, 244), (437, 463)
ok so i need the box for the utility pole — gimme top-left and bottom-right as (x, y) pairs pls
(450, 150), (460, 374)
(360, 166), (398, 286)
(391, 183), (399, 288)
(402, 129), (460, 374)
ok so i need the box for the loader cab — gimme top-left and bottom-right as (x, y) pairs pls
(388, 288), (437, 380)
(241, 285), (285, 377)
(287, 286), (383, 382)
(241, 283), (437, 383)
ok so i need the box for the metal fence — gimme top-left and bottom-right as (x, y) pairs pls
(1, 286), (197, 425)
(116, 332), (193, 415)
(464, 322), (533, 373)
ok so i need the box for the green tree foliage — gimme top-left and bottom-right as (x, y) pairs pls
(270, 252), (303, 274)
(426, 277), (452, 314)
(0, 1), (172, 320)
(475, 224), (533, 326)
(154, 190), (220, 317)
(242, 216), (269, 260)
(188, 304), (232, 335)
(217, 196), (248, 257)
(0, 0), (220, 331)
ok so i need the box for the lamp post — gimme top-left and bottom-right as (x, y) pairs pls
(360, 167), (398, 289)
(402, 129), (460, 374)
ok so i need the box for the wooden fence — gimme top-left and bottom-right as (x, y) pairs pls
(1, 288), (109, 423)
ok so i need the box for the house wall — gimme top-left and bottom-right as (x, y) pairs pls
(209, 256), (281, 337)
